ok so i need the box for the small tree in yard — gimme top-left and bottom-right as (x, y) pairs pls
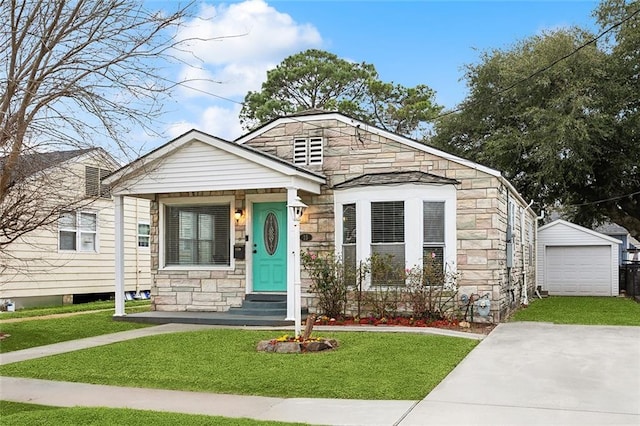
(0, 0), (202, 264)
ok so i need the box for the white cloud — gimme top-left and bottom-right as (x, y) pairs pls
(200, 104), (244, 140)
(166, 0), (323, 140)
(176, 0), (321, 66)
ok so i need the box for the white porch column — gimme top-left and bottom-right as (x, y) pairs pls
(285, 188), (297, 321)
(114, 195), (126, 317)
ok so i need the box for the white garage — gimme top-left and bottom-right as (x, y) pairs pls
(538, 220), (621, 296)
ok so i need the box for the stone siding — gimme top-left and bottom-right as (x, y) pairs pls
(246, 118), (537, 322)
(149, 189), (283, 312)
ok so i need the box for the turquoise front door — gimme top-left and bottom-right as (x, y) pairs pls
(252, 202), (287, 292)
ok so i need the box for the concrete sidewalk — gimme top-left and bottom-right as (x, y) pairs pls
(0, 376), (416, 425)
(2, 322), (639, 425)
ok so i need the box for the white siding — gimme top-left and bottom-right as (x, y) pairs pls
(0, 154), (150, 300)
(545, 246), (612, 295)
(122, 141), (301, 194)
(537, 220), (620, 296)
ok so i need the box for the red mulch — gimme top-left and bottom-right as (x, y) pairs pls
(315, 317), (495, 335)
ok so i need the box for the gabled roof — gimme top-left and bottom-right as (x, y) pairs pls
(0, 148), (113, 183)
(333, 171), (459, 189)
(539, 219), (623, 245)
(594, 222), (629, 236)
(103, 129), (326, 195)
(236, 110), (501, 177)
(234, 110), (536, 212)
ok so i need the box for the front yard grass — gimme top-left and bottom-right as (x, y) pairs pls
(0, 401), (302, 425)
(511, 296), (640, 325)
(0, 310), (151, 353)
(0, 300), (150, 320)
(0, 329), (477, 400)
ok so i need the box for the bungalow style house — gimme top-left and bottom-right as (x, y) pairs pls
(104, 111), (537, 323)
(0, 148), (150, 309)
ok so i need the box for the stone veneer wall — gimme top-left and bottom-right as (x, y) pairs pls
(246, 118), (537, 322)
(149, 189), (284, 312)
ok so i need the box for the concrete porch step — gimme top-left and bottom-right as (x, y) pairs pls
(114, 311), (297, 327)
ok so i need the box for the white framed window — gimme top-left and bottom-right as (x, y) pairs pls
(342, 203), (357, 278)
(164, 203), (230, 267)
(335, 184), (457, 289)
(137, 223), (150, 248)
(59, 211), (97, 252)
(371, 201), (405, 285)
(423, 201), (445, 268)
(293, 137), (323, 165)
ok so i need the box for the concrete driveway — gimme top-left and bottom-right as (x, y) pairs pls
(401, 322), (640, 425)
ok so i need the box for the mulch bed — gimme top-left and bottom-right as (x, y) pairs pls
(314, 316), (496, 335)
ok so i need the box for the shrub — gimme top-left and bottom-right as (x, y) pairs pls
(301, 250), (349, 318)
(405, 254), (460, 320)
(365, 253), (406, 318)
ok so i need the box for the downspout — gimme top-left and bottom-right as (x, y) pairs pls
(506, 191), (514, 304)
(534, 209), (545, 299)
(521, 200), (534, 305)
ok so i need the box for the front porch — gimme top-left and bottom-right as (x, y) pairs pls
(102, 130), (326, 326)
(115, 294), (309, 326)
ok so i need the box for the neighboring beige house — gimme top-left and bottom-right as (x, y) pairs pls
(105, 111), (537, 322)
(0, 148), (150, 308)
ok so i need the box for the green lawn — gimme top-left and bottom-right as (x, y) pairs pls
(511, 296), (640, 325)
(0, 328), (477, 400)
(0, 401), (303, 425)
(0, 310), (151, 353)
(0, 300), (150, 320)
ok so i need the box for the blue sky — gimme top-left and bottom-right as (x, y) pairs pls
(151, 0), (600, 145)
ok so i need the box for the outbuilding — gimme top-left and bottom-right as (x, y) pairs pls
(537, 220), (621, 296)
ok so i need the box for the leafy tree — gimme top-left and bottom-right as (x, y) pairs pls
(0, 0), (194, 256)
(240, 49), (442, 135)
(430, 1), (640, 238)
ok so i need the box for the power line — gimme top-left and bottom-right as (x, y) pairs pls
(434, 6), (640, 121)
(570, 190), (640, 207)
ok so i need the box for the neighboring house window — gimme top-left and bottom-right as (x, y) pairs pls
(371, 201), (405, 285)
(165, 204), (230, 266)
(59, 211), (97, 252)
(138, 223), (150, 248)
(85, 166), (112, 198)
(293, 137), (323, 165)
(423, 201), (445, 268)
(342, 204), (357, 280)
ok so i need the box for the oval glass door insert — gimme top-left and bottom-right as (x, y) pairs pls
(264, 212), (279, 255)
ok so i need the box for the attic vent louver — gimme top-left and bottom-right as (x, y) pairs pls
(292, 137), (323, 165)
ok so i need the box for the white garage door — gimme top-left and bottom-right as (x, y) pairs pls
(545, 246), (612, 296)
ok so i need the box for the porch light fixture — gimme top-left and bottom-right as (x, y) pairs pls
(289, 196), (307, 222)
(234, 209), (243, 223)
